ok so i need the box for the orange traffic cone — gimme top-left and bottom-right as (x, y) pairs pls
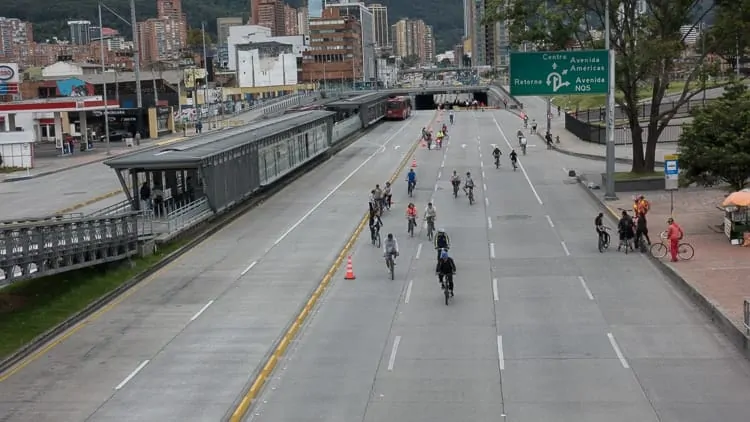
(411, 158), (417, 168)
(344, 256), (356, 280)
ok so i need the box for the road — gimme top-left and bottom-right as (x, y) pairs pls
(246, 109), (750, 422)
(0, 112), (437, 421)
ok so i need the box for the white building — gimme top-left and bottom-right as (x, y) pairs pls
(226, 25), (307, 71)
(41, 61), (102, 78)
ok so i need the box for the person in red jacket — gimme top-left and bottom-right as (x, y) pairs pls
(666, 217), (684, 262)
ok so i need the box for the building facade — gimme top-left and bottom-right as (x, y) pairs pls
(284, 4), (300, 35)
(257, 0), (286, 37)
(324, 2), (374, 81)
(392, 18), (430, 65)
(308, 0), (324, 19)
(424, 25), (435, 64)
(302, 8), (362, 84)
(217, 17), (244, 67)
(227, 25), (307, 71)
(137, 18), (184, 64)
(68, 21), (91, 45)
(156, 0), (188, 47)
(236, 41), (298, 87)
(0, 17), (33, 56)
(369, 3), (389, 48)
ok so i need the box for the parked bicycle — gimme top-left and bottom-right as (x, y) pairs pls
(650, 231), (695, 260)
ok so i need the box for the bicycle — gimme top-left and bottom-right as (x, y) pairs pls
(494, 155), (500, 169)
(521, 142), (527, 155)
(371, 224), (381, 248)
(467, 187), (474, 205)
(426, 217), (435, 240)
(385, 252), (396, 280)
(597, 228), (611, 253)
(650, 235), (695, 260)
(511, 159), (517, 171)
(407, 180), (415, 197)
(439, 272), (454, 305)
(617, 235), (634, 254)
(452, 181), (460, 198)
(407, 216), (417, 237)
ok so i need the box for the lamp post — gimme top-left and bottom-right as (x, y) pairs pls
(97, 2), (111, 155)
(604, 0), (617, 200)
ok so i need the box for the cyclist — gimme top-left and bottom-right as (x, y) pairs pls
(509, 149), (518, 169)
(382, 181), (392, 210)
(517, 129), (524, 146)
(450, 171), (461, 197)
(368, 189), (380, 215)
(594, 212), (610, 246)
(520, 135), (527, 154)
(406, 202), (418, 231)
(523, 115), (528, 128)
(531, 119), (538, 134)
(436, 130), (444, 149)
(436, 249), (457, 297)
(433, 228), (451, 262)
(449, 111), (454, 125)
(463, 172), (475, 196)
(424, 202), (437, 232)
(441, 123), (448, 136)
(492, 146), (502, 167)
(406, 168), (417, 193)
(373, 184), (384, 210)
(383, 233), (399, 268)
(369, 207), (383, 243)
(635, 211), (651, 249)
(617, 210), (635, 252)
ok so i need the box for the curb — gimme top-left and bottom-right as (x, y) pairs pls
(550, 143), (666, 167)
(0, 124), (376, 378)
(576, 178), (750, 361)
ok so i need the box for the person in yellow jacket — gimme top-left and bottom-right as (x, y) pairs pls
(632, 195), (650, 216)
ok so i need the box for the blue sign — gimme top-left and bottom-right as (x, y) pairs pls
(664, 154), (679, 190)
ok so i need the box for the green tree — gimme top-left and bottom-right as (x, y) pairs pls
(187, 27), (212, 48)
(678, 82), (750, 191)
(484, 0), (749, 173)
(401, 54), (421, 69)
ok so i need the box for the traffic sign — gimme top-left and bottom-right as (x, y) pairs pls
(664, 154), (679, 190)
(509, 50), (609, 96)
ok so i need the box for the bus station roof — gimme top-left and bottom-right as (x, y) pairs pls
(104, 110), (335, 170)
(325, 91), (387, 108)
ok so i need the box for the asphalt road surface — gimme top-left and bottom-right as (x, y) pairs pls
(0, 111), (436, 421)
(246, 109), (750, 422)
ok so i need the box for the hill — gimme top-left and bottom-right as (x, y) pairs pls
(4, 0), (461, 55)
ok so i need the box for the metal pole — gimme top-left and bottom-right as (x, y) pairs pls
(604, 0), (617, 199)
(202, 21), (211, 129)
(702, 22), (706, 103)
(546, 97), (551, 135)
(129, 0), (143, 136)
(99, 2), (111, 155)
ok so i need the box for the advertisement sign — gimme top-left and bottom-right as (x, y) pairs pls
(0, 63), (19, 83)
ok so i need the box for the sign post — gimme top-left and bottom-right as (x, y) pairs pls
(664, 154), (679, 215)
(508, 50), (609, 96)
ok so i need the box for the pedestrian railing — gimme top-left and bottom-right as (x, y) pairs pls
(0, 213), (85, 226)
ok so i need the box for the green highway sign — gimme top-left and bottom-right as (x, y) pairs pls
(509, 50), (609, 96)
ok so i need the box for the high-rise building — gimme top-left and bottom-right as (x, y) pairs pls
(137, 17), (184, 64)
(217, 17), (244, 68)
(322, 1), (375, 81)
(0, 17), (33, 56)
(302, 7), (362, 83)
(391, 18), (429, 64)
(157, 0), (188, 47)
(297, 7), (309, 36)
(257, 0), (286, 36)
(68, 20), (91, 45)
(369, 3), (389, 48)
(424, 25), (435, 64)
(284, 4), (300, 35)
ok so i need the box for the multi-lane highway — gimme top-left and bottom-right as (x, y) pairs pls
(2, 108), (750, 422)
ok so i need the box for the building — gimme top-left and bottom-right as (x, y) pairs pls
(41, 61), (104, 79)
(285, 4), (300, 35)
(424, 25), (435, 64)
(392, 18), (428, 64)
(227, 25), (307, 71)
(322, 2), (374, 81)
(257, 0), (286, 37)
(308, 0), (324, 19)
(302, 8), (362, 85)
(236, 41), (298, 88)
(157, 0), (188, 45)
(297, 8), (309, 37)
(454, 43), (465, 67)
(137, 18), (184, 64)
(680, 24), (702, 46)
(217, 17), (244, 68)
(369, 3), (389, 48)
(68, 21), (91, 45)
(0, 17), (33, 56)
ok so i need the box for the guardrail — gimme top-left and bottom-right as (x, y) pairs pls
(0, 213), (85, 226)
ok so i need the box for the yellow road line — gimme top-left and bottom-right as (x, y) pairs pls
(229, 110), (442, 422)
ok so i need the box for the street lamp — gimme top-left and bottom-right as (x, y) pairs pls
(97, 2), (111, 155)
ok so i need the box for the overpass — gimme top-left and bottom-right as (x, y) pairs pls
(400, 67), (475, 75)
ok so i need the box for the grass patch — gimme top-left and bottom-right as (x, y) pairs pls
(0, 239), (187, 360)
(613, 171), (664, 181)
(0, 167), (25, 174)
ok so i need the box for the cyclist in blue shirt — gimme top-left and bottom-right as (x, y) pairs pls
(406, 168), (417, 193)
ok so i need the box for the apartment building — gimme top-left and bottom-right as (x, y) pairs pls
(257, 0), (286, 37)
(284, 4), (300, 35)
(302, 8), (362, 83)
(0, 17), (33, 56)
(392, 18), (430, 64)
(369, 3), (389, 48)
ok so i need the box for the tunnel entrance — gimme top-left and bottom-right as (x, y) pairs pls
(414, 95), (437, 110)
(473, 92), (488, 105)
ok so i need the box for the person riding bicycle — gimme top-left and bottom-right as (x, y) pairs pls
(436, 249), (457, 297)
(520, 135), (527, 153)
(424, 202), (437, 226)
(517, 129), (524, 145)
(492, 146), (502, 166)
(449, 111), (454, 124)
(530, 119), (538, 134)
(383, 233), (399, 267)
(368, 189), (380, 215)
(441, 123), (448, 135)
(434, 228), (451, 262)
(369, 207), (383, 242)
(594, 212), (610, 245)
(617, 210), (635, 251)
(406, 202), (418, 231)
(373, 184), (383, 209)
(382, 181), (392, 209)
(464, 172), (475, 196)
(509, 149), (518, 167)
(406, 168), (417, 191)
(450, 171), (461, 196)
(523, 115), (529, 128)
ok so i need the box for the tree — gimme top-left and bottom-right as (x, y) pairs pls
(187, 28), (212, 48)
(401, 54), (420, 69)
(484, 0), (749, 173)
(678, 82), (750, 191)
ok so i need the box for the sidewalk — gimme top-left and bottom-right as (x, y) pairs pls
(1, 109), (263, 183)
(503, 91), (679, 167)
(583, 183), (750, 345)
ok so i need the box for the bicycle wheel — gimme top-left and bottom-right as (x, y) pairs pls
(650, 242), (668, 258)
(444, 286), (450, 305)
(390, 259), (395, 280)
(598, 236), (605, 253)
(376, 233), (381, 248)
(678, 243), (694, 260)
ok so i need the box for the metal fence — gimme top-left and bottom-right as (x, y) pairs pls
(571, 97), (716, 123)
(564, 113), (684, 145)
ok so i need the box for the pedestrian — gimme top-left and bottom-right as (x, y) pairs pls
(666, 217), (684, 262)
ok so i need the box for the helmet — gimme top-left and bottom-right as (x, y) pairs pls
(428, 202), (433, 207)
(466, 172), (471, 177)
(440, 250), (449, 259)
(438, 228), (445, 233)
(387, 233), (394, 239)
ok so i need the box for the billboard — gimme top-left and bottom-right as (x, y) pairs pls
(184, 68), (207, 89)
(0, 63), (20, 95)
(55, 78), (94, 97)
(237, 50), (298, 88)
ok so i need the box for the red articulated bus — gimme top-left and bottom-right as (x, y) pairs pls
(385, 96), (412, 120)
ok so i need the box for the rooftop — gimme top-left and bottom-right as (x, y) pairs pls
(104, 110), (335, 170)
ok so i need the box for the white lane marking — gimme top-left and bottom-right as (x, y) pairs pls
(434, 184), (438, 192)
(487, 217), (493, 229)
(485, 197), (489, 207)
(387, 336), (402, 371)
(482, 171), (485, 178)
(497, 336), (505, 370)
(578, 276), (594, 300)
(115, 360), (150, 390)
(545, 215), (555, 228)
(480, 161), (484, 168)
(479, 153), (483, 159)
(561, 241), (571, 256)
(607, 333), (630, 368)
(438, 170), (442, 179)
(441, 158), (445, 167)
(492, 116), (544, 205)
(240, 261), (257, 276)
(415, 243), (422, 260)
(461, 143), (467, 149)
(405, 281), (413, 304)
(490, 243), (496, 258)
(562, 167), (568, 173)
(190, 300), (214, 322)
(483, 183), (487, 191)
(273, 118), (414, 246)
(492, 278), (499, 301)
